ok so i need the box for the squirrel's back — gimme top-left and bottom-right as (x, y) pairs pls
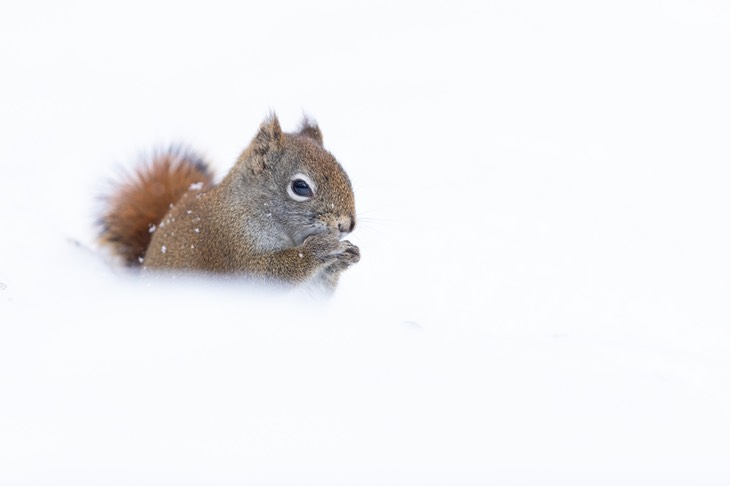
(98, 146), (214, 266)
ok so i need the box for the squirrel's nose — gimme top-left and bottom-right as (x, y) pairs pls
(337, 215), (355, 234)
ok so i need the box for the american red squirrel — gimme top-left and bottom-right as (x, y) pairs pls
(99, 114), (360, 292)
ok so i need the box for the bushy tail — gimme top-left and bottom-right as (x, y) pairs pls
(98, 146), (214, 266)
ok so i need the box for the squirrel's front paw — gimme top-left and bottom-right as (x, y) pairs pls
(334, 241), (360, 268)
(303, 232), (342, 261)
(323, 240), (360, 275)
(303, 233), (360, 269)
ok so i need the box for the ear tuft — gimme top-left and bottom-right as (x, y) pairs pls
(253, 113), (283, 156)
(298, 116), (323, 146)
(244, 114), (282, 175)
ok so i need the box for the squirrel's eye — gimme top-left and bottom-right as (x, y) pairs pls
(292, 179), (313, 197)
(288, 175), (316, 201)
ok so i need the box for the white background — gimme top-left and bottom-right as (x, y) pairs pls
(1, 1), (729, 484)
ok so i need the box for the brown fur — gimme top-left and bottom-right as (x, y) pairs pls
(98, 147), (213, 266)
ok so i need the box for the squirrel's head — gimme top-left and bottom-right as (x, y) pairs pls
(232, 114), (356, 246)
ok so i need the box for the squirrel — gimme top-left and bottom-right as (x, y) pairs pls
(98, 114), (360, 292)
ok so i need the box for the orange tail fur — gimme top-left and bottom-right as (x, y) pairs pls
(98, 146), (214, 266)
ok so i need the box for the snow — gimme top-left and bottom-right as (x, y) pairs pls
(1, 1), (730, 485)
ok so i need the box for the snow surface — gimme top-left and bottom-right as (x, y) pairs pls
(1, 1), (730, 484)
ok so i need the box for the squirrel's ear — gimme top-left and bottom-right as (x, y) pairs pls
(253, 114), (283, 154)
(298, 116), (323, 146)
(247, 114), (283, 174)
